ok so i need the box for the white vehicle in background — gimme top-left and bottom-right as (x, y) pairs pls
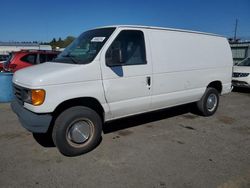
(232, 57), (250, 88)
(11, 25), (233, 156)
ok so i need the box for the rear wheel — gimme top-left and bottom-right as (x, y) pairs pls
(52, 106), (102, 156)
(196, 87), (219, 116)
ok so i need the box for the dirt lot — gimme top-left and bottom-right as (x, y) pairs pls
(0, 89), (250, 188)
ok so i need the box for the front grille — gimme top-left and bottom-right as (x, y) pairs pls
(13, 84), (24, 104)
(232, 72), (249, 78)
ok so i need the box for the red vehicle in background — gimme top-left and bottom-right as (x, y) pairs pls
(0, 54), (10, 71)
(2, 50), (60, 72)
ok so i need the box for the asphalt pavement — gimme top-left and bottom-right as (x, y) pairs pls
(0, 88), (250, 188)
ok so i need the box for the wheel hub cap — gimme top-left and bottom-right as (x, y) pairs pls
(207, 94), (217, 112)
(68, 120), (91, 144)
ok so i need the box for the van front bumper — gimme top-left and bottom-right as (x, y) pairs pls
(11, 100), (52, 133)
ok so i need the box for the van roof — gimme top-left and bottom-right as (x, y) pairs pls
(95, 25), (223, 38)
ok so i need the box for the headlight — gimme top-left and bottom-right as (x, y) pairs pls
(23, 89), (45, 106)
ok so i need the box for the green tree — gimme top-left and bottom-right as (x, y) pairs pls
(49, 36), (75, 49)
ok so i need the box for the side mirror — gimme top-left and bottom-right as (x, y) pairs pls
(106, 48), (125, 66)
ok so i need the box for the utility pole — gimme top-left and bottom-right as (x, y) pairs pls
(234, 19), (238, 42)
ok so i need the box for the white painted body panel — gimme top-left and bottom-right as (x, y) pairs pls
(13, 61), (111, 118)
(14, 62), (100, 87)
(149, 30), (232, 110)
(13, 25), (233, 122)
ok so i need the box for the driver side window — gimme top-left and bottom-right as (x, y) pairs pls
(106, 30), (146, 66)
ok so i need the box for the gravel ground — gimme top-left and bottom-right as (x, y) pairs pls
(0, 89), (250, 188)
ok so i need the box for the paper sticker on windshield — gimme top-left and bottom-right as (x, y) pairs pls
(91, 37), (106, 42)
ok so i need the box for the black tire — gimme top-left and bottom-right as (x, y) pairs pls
(52, 106), (102, 156)
(33, 132), (55, 147)
(196, 87), (219, 116)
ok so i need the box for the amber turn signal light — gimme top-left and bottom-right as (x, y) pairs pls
(31, 89), (45, 106)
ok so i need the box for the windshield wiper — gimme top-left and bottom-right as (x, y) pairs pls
(62, 53), (79, 64)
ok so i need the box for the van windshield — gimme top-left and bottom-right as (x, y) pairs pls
(54, 27), (116, 64)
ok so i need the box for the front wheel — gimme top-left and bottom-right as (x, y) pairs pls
(52, 106), (102, 156)
(196, 87), (219, 116)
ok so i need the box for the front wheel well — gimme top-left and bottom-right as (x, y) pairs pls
(207, 81), (222, 94)
(52, 97), (104, 123)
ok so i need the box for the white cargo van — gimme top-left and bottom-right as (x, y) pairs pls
(11, 25), (233, 156)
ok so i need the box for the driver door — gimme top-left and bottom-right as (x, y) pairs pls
(100, 29), (152, 119)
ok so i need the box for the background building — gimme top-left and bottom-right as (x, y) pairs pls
(230, 41), (250, 65)
(0, 42), (52, 55)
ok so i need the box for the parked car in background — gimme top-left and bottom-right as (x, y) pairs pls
(0, 61), (4, 71)
(3, 50), (59, 72)
(0, 54), (9, 62)
(0, 54), (10, 71)
(232, 57), (250, 88)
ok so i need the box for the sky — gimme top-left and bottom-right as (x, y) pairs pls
(0, 0), (249, 42)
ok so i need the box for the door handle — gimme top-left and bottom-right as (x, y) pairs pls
(146, 76), (151, 88)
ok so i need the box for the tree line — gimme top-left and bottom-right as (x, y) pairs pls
(41, 36), (75, 49)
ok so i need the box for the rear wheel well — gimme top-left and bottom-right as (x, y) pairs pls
(207, 81), (222, 94)
(52, 97), (104, 123)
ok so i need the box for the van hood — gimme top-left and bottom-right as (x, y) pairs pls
(233, 66), (250, 73)
(13, 62), (98, 87)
